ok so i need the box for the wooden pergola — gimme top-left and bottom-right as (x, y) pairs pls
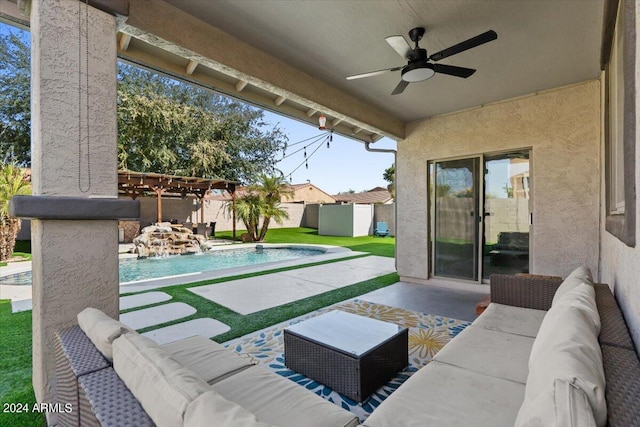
(118, 170), (237, 234)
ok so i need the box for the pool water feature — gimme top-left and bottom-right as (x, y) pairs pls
(0, 246), (325, 286)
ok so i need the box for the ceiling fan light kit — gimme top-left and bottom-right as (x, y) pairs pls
(402, 62), (435, 82)
(347, 27), (497, 94)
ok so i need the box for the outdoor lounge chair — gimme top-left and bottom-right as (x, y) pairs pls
(375, 222), (390, 237)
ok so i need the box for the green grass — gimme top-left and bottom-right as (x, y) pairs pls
(1, 241), (32, 266)
(216, 227), (396, 258)
(0, 301), (45, 427)
(0, 228), (396, 425)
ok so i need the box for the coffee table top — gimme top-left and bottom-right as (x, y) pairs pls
(285, 310), (405, 356)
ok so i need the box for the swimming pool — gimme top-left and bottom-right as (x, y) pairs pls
(0, 246), (325, 286)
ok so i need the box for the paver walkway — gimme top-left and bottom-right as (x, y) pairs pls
(189, 256), (396, 315)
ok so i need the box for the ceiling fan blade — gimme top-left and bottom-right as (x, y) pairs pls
(433, 64), (476, 78)
(385, 35), (413, 59)
(429, 30), (497, 62)
(391, 80), (409, 95)
(346, 66), (403, 80)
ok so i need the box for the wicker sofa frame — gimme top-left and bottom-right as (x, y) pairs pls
(55, 275), (640, 426)
(490, 274), (640, 427)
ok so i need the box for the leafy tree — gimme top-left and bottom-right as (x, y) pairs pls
(383, 163), (395, 200)
(117, 64), (287, 183)
(0, 163), (31, 261)
(0, 31), (30, 165)
(0, 32), (288, 184)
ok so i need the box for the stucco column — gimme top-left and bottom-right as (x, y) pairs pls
(30, 0), (119, 410)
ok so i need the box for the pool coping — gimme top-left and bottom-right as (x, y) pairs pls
(119, 244), (362, 294)
(1, 244), (365, 297)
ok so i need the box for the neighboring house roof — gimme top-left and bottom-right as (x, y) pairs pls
(333, 188), (393, 204)
(207, 182), (335, 203)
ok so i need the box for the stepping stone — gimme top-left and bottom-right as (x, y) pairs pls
(120, 291), (172, 311)
(12, 299), (32, 313)
(120, 302), (196, 330)
(142, 318), (231, 345)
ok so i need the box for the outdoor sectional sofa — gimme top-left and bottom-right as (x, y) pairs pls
(362, 268), (640, 427)
(55, 267), (640, 427)
(55, 308), (359, 427)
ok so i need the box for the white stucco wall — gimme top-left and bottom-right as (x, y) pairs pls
(397, 81), (601, 283)
(599, 4), (640, 347)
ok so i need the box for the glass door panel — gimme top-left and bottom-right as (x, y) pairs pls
(433, 158), (479, 281)
(482, 152), (531, 279)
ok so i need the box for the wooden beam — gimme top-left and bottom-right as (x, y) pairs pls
(306, 108), (317, 117)
(353, 127), (363, 134)
(119, 33), (132, 51)
(186, 59), (198, 75)
(274, 95), (286, 106)
(331, 118), (343, 127)
(235, 80), (248, 92)
(119, 0), (405, 140)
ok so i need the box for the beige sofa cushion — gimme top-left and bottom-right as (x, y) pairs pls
(515, 378), (597, 427)
(212, 365), (359, 427)
(552, 283), (601, 334)
(552, 265), (593, 305)
(113, 333), (210, 427)
(433, 324), (534, 384)
(185, 390), (274, 427)
(472, 303), (547, 338)
(363, 361), (525, 427)
(162, 336), (254, 385)
(525, 303), (606, 426)
(77, 307), (131, 361)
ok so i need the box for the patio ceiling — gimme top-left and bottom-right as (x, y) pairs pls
(0, 0), (606, 142)
(116, 0), (604, 142)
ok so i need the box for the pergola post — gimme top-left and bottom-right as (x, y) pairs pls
(153, 187), (167, 223)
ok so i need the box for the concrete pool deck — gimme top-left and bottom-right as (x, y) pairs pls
(1, 251), (398, 345)
(0, 245), (371, 312)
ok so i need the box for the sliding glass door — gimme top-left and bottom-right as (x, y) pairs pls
(430, 151), (531, 282)
(431, 158), (479, 281)
(482, 152), (531, 279)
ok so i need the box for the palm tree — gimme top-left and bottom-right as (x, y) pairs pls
(0, 163), (31, 261)
(228, 174), (292, 242)
(249, 174), (292, 241)
(233, 193), (263, 241)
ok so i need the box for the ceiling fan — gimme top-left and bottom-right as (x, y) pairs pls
(346, 28), (497, 95)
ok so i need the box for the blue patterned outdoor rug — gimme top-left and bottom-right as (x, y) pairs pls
(224, 299), (471, 422)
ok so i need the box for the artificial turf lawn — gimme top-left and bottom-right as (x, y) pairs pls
(0, 231), (396, 425)
(0, 300), (45, 427)
(216, 227), (396, 258)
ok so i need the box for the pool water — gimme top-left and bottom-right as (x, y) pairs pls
(119, 246), (323, 283)
(1, 246), (324, 286)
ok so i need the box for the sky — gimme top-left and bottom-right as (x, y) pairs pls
(263, 111), (396, 195)
(1, 22), (395, 196)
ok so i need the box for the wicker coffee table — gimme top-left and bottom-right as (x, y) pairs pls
(284, 310), (408, 403)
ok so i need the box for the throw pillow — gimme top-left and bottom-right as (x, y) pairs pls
(77, 307), (130, 361)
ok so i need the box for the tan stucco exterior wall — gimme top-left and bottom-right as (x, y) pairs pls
(290, 186), (335, 203)
(397, 81), (601, 283)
